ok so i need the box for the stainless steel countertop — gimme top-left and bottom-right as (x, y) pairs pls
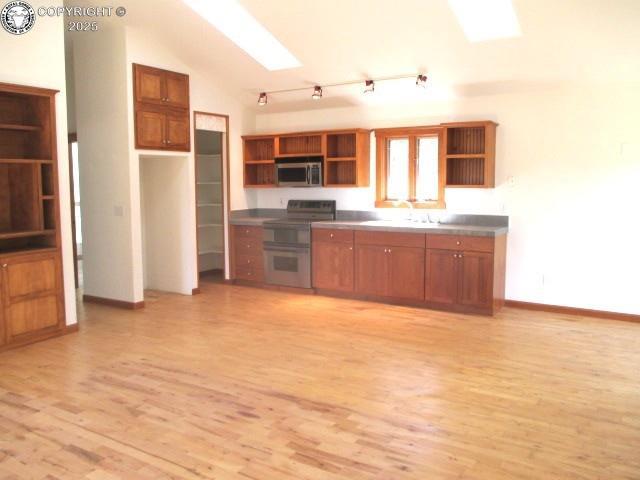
(312, 220), (507, 237)
(230, 216), (507, 237)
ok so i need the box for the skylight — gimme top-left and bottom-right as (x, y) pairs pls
(183, 0), (301, 71)
(448, 0), (521, 42)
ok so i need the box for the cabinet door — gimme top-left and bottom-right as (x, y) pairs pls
(355, 245), (388, 296)
(388, 247), (425, 300)
(136, 110), (166, 149)
(425, 249), (458, 305)
(165, 113), (190, 151)
(458, 251), (494, 309)
(3, 253), (63, 343)
(312, 242), (354, 292)
(164, 72), (190, 109)
(134, 65), (165, 105)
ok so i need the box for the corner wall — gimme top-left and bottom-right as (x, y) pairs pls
(254, 84), (640, 315)
(2, 0), (77, 325)
(73, 26), (138, 303)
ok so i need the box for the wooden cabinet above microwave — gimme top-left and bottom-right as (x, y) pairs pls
(133, 64), (190, 151)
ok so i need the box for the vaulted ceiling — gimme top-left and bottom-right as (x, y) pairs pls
(67, 0), (640, 111)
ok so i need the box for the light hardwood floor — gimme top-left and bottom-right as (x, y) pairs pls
(1, 283), (639, 479)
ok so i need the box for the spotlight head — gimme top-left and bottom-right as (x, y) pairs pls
(363, 80), (375, 94)
(312, 85), (322, 100)
(258, 92), (268, 106)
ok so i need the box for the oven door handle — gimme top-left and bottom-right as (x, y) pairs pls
(263, 244), (310, 253)
(306, 165), (310, 185)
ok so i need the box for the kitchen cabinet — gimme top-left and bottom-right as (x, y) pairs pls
(355, 245), (388, 296)
(133, 64), (190, 152)
(312, 229), (354, 292)
(134, 64), (189, 109)
(231, 226), (264, 283)
(135, 108), (190, 151)
(425, 234), (506, 314)
(1, 251), (64, 346)
(355, 231), (425, 301)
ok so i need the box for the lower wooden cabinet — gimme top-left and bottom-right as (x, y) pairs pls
(232, 225), (507, 316)
(425, 249), (458, 305)
(232, 226), (264, 282)
(425, 234), (506, 314)
(312, 241), (354, 292)
(355, 245), (387, 296)
(355, 232), (425, 301)
(0, 251), (65, 347)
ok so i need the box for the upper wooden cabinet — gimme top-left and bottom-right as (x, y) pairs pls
(442, 121), (497, 188)
(242, 129), (370, 188)
(133, 64), (190, 151)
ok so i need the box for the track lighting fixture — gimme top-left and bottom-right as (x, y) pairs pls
(363, 80), (375, 94)
(257, 73), (427, 104)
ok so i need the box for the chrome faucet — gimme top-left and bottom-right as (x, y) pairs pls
(396, 200), (417, 222)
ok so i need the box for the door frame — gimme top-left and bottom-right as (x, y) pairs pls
(67, 133), (79, 288)
(193, 111), (231, 291)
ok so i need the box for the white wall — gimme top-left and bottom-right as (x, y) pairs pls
(140, 156), (192, 294)
(1, 0), (77, 325)
(73, 26), (139, 303)
(254, 84), (640, 315)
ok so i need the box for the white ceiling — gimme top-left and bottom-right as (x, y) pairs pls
(70, 0), (640, 112)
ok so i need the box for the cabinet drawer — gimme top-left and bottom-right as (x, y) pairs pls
(426, 234), (494, 253)
(7, 294), (61, 340)
(234, 237), (263, 255)
(235, 254), (264, 269)
(355, 230), (425, 248)
(234, 225), (263, 239)
(312, 228), (354, 244)
(4, 255), (59, 300)
(235, 265), (263, 282)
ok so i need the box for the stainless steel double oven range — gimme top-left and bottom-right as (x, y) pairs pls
(263, 200), (336, 288)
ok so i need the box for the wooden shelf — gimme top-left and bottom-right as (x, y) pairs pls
(245, 159), (274, 164)
(446, 153), (486, 159)
(443, 121), (496, 188)
(0, 123), (41, 132)
(0, 158), (53, 164)
(326, 157), (356, 162)
(0, 230), (56, 240)
(197, 203), (222, 207)
(242, 129), (370, 189)
(199, 249), (223, 255)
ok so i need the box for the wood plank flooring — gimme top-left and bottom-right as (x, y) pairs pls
(1, 282), (639, 479)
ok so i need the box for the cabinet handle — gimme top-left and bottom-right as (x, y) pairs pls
(453, 254), (457, 258)
(330, 233), (334, 238)
(349, 247), (353, 250)
(245, 229), (249, 234)
(167, 140), (172, 144)
(456, 241), (461, 245)
(1, 263), (7, 268)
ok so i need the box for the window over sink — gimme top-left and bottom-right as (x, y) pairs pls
(375, 126), (445, 209)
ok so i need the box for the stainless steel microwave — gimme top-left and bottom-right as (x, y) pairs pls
(275, 156), (323, 187)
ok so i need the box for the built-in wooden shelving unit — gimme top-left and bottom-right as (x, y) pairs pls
(242, 129), (370, 188)
(0, 82), (66, 350)
(442, 121), (497, 188)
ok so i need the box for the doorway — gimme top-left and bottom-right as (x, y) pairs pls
(68, 133), (83, 290)
(194, 112), (229, 286)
